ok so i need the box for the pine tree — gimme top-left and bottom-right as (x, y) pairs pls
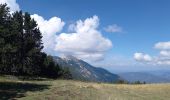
(11, 11), (24, 74)
(23, 12), (43, 75)
(0, 4), (72, 79)
(0, 4), (12, 74)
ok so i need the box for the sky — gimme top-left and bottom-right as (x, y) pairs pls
(1, 0), (170, 72)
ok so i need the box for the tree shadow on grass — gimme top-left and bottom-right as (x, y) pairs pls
(0, 81), (50, 100)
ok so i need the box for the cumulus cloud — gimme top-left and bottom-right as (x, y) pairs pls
(0, 0), (112, 62)
(55, 15), (112, 61)
(154, 56), (170, 65)
(160, 50), (170, 57)
(31, 14), (65, 55)
(154, 41), (170, 50)
(0, 0), (20, 12)
(134, 53), (152, 62)
(104, 24), (123, 33)
(134, 41), (170, 65)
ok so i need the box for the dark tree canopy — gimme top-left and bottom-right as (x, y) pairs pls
(0, 4), (72, 79)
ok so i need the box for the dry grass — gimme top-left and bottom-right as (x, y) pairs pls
(0, 76), (170, 100)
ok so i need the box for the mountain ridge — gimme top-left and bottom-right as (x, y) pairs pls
(53, 56), (120, 83)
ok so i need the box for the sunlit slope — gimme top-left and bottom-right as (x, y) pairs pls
(53, 56), (120, 82)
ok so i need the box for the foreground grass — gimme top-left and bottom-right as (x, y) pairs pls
(0, 76), (170, 100)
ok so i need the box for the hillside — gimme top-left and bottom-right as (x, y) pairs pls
(1, 76), (170, 100)
(53, 56), (120, 83)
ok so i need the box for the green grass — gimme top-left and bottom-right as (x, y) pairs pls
(0, 75), (170, 100)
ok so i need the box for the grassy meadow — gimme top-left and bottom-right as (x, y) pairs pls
(0, 75), (170, 100)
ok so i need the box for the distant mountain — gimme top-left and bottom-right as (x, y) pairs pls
(149, 70), (170, 80)
(119, 71), (170, 83)
(53, 55), (120, 83)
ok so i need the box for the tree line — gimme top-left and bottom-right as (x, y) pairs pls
(0, 4), (72, 79)
(115, 80), (146, 84)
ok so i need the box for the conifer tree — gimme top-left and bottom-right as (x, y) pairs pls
(23, 12), (43, 75)
(0, 4), (11, 74)
(0, 4), (72, 79)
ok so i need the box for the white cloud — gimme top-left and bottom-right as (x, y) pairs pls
(134, 52), (152, 62)
(31, 14), (65, 55)
(104, 24), (123, 33)
(0, 0), (20, 12)
(134, 41), (170, 65)
(154, 56), (170, 65)
(160, 50), (170, 57)
(55, 15), (112, 61)
(0, 0), (112, 62)
(155, 41), (170, 50)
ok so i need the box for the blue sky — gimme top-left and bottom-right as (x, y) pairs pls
(17, 0), (170, 55)
(1, 0), (170, 72)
